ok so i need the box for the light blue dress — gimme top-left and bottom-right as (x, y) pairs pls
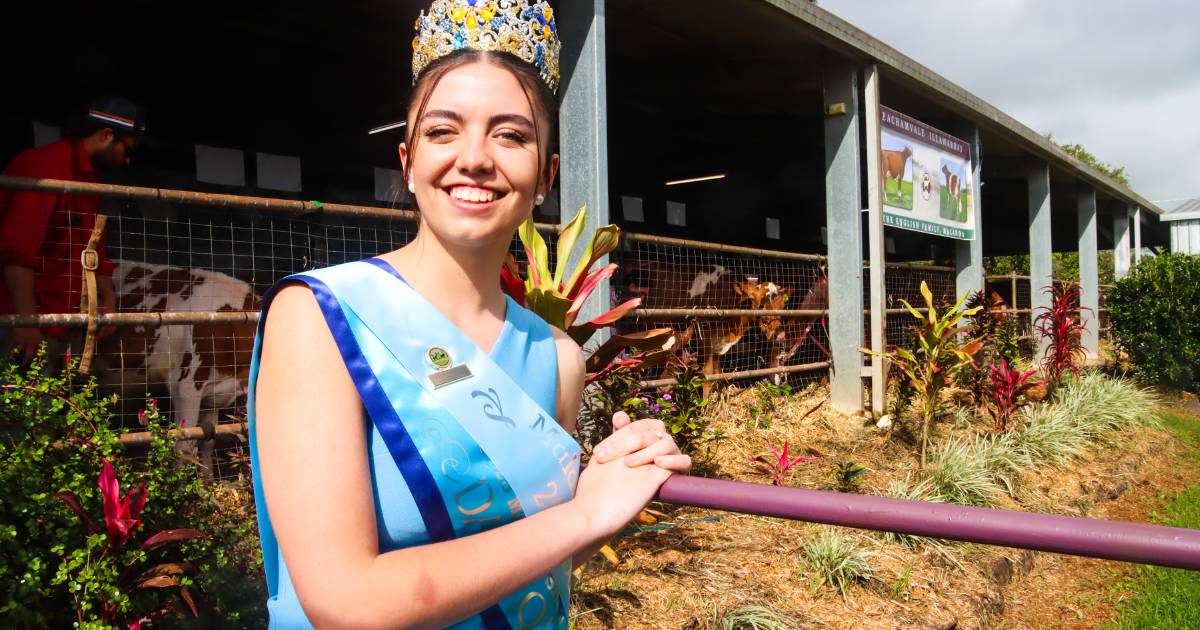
(248, 261), (561, 629)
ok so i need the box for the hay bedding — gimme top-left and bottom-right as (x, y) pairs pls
(569, 383), (1195, 629)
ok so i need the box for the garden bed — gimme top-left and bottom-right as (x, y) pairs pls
(570, 383), (1199, 629)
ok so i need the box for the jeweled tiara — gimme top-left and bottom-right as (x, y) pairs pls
(412, 0), (561, 93)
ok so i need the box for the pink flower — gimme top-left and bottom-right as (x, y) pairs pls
(99, 459), (147, 549)
(662, 393), (673, 401)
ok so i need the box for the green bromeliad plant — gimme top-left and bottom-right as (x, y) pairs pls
(501, 207), (643, 347)
(502, 207), (679, 448)
(864, 281), (983, 467)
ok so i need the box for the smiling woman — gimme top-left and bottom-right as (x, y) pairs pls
(247, 1), (690, 629)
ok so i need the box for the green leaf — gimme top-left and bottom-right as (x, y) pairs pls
(517, 217), (551, 290)
(564, 223), (621, 298)
(553, 207), (588, 288)
(524, 288), (573, 331)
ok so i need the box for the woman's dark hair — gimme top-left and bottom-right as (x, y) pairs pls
(404, 49), (559, 192)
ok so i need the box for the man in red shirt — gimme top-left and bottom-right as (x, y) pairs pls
(0, 97), (146, 366)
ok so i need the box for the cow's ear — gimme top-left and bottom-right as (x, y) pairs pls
(734, 283), (746, 297)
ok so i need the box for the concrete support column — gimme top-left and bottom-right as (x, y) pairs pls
(955, 125), (984, 299)
(558, 0), (610, 341)
(1077, 186), (1100, 361)
(1113, 209), (1131, 279)
(822, 55), (864, 414)
(1133, 206), (1143, 266)
(1028, 163), (1053, 357)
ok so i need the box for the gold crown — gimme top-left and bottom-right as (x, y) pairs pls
(412, 0), (560, 93)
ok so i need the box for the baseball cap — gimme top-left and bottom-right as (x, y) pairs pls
(86, 96), (149, 136)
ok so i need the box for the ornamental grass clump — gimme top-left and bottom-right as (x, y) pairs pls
(801, 528), (874, 597)
(926, 437), (1003, 507)
(712, 605), (802, 630)
(1009, 372), (1156, 464)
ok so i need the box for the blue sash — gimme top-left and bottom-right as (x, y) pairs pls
(251, 260), (581, 629)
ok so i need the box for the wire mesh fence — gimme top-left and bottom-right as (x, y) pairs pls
(611, 234), (830, 383)
(872, 262), (957, 350)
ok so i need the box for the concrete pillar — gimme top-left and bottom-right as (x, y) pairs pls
(1028, 163), (1053, 357)
(955, 125), (984, 300)
(1077, 186), (1100, 361)
(1113, 209), (1131, 279)
(1133, 206), (1143, 266)
(558, 0), (610, 341)
(822, 55), (864, 414)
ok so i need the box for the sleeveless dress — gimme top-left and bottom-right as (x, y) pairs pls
(248, 259), (578, 629)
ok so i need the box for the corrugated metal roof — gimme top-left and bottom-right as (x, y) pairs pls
(1161, 198), (1200, 221)
(1166, 198), (1200, 214)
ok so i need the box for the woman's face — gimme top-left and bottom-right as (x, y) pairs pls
(400, 61), (557, 247)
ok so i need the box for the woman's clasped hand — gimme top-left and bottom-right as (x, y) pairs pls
(571, 411), (691, 538)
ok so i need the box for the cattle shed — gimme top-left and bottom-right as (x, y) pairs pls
(0, 0), (1173, 440)
(1162, 198), (1200, 255)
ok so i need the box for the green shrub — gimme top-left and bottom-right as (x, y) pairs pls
(801, 528), (874, 596)
(0, 351), (265, 629)
(1107, 252), (1200, 390)
(648, 355), (716, 456)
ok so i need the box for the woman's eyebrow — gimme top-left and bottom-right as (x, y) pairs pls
(489, 113), (535, 129)
(420, 109), (463, 124)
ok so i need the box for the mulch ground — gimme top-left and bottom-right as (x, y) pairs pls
(568, 385), (1200, 629)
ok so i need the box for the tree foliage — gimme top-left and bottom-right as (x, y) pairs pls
(1045, 133), (1130, 187)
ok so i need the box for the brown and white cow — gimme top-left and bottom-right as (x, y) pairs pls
(941, 164), (961, 214)
(96, 261), (260, 470)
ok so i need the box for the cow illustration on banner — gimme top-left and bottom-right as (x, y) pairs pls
(879, 106), (975, 240)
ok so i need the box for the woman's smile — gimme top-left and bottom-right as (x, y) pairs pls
(443, 183), (507, 215)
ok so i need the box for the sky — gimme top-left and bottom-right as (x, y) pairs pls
(817, 0), (1200, 208)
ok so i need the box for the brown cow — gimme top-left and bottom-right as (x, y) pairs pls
(882, 145), (912, 193)
(95, 261), (260, 472)
(756, 275), (829, 376)
(617, 262), (800, 392)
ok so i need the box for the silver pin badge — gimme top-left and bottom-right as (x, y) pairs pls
(426, 346), (473, 389)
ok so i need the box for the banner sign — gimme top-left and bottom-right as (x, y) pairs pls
(879, 106), (975, 240)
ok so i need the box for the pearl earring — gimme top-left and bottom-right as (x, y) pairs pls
(407, 180), (415, 193)
(534, 193), (545, 206)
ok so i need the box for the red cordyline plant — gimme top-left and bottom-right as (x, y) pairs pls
(55, 458), (207, 628)
(988, 358), (1044, 432)
(751, 441), (818, 486)
(1033, 281), (1090, 398)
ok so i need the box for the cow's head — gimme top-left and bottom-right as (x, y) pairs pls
(735, 281), (790, 341)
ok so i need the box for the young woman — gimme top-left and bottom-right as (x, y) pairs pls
(249, 2), (690, 628)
